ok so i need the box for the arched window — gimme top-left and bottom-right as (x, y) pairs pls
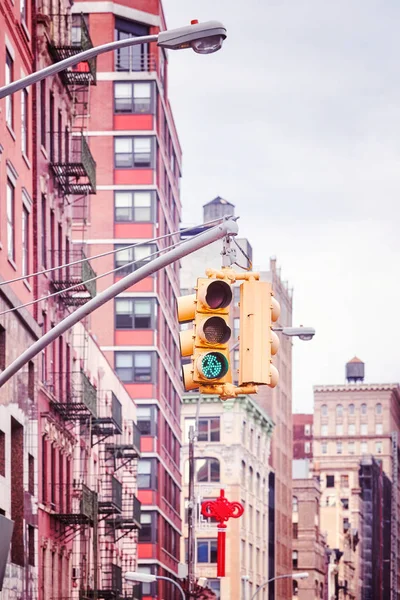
(361, 403), (367, 415)
(292, 550), (298, 568)
(249, 466), (254, 493)
(336, 404), (343, 418)
(320, 582), (324, 598)
(292, 496), (298, 512)
(241, 461), (246, 487)
(348, 403), (355, 415)
(376, 403), (382, 415)
(256, 472), (261, 497)
(321, 404), (328, 416)
(195, 458), (220, 483)
(293, 580), (299, 596)
(315, 580), (319, 597)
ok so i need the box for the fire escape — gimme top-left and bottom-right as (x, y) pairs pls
(82, 392), (142, 600)
(50, 249), (97, 307)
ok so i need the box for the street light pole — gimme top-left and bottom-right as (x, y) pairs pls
(249, 572), (309, 600)
(125, 572), (186, 600)
(0, 20), (227, 99)
(0, 219), (238, 388)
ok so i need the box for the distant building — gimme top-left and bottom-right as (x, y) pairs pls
(293, 414), (314, 460)
(292, 470), (326, 599)
(180, 394), (274, 600)
(313, 358), (400, 600)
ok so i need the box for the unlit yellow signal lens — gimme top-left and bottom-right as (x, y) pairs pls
(205, 280), (232, 309)
(201, 316), (231, 344)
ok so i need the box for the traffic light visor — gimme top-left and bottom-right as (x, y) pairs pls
(197, 351), (229, 379)
(199, 280), (232, 309)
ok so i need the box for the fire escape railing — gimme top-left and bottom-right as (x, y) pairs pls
(53, 482), (98, 526)
(50, 370), (98, 420)
(50, 250), (96, 306)
(92, 392), (123, 439)
(51, 134), (96, 195)
(47, 13), (96, 85)
(98, 475), (123, 515)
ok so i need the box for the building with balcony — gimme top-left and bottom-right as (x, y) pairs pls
(69, 1), (183, 597)
(181, 394), (274, 600)
(313, 358), (400, 599)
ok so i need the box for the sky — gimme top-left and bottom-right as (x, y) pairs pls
(163, 0), (400, 412)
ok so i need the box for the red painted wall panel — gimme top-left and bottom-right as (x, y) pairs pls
(115, 277), (155, 293)
(115, 330), (154, 346)
(115, 170), (154, 185)
(114, 223), (154, 239)
(114, 114), (154, 130)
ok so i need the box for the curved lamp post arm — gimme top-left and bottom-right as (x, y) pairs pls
(156, 576), (186, 600)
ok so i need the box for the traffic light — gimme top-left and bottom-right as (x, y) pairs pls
(239, 279), (280, 388)
(178, 277), (233, 392)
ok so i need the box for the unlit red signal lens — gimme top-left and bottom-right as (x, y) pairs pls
(203, 316), (231, 344)
(205, 280), (232, 309)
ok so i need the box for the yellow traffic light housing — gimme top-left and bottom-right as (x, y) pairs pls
(239, 279), (280, 388)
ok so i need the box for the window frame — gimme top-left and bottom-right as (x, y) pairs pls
(194, 457), (220, 483)
(7, 179), (15, 261)
(197, 538), (218, 564)
(114, 136), (156, 169)
(136, 405), (158, 436)
(114, 81), (155, 114)
(114, 243), (157, 275)
(137, 457), (158, 489)
(115, 351), (156, 383)
(22, 205), (29, 277)
(21, 88), (28, 156)
(115, 297), (155, 329)
(138, 511), (157, 543)
(114, 189), (155, 223)
(5, 51), (13, 130)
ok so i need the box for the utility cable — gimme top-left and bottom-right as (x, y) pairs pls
(0, 217), (225, 288)
(0, 228), (207, 317)
(233, 237), (253, 271)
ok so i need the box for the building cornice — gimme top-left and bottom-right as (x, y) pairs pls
(183, 393), (275, 434)
(314, 383), (400, 393)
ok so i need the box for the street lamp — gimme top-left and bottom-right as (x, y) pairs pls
(249, 572), (309, 600)
(125, 571), (186, 600)
(0, 20), (227, 99)
(274, 326), (316, 341)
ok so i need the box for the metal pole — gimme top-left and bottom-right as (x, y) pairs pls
(155, 575), (186, 600)
(0, 219), (238, 388)
(0, 34), (158, 99)
(249, 574), (293, 600)
(187, 426), (196, 599)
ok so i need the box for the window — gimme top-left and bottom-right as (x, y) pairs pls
(114, 81), (153, 113)
(348, 441), (355, 454)
(361, 441), (368, 454)
(341, 497), (349, 510)
(115, 298), (154, 329)
(321, 441), (327, 454)
(326, 475), (335, 488)
(195, 458), (220, 483)
(293, 522), (298, 539)
(197, 418), (220, 442)
(41, 195), (47, 268)
(375, 403), (382, 415)
(28, 525), (35, 566)
(139, 512), (156, 542)
(337, 441), (342, 454)
(7, 179), (15, 261)
(361, 423), (368, 435)
(21, 89), (28, 155)
(137, 566), (155, 596)
(115, 351), (154, 382)
(292, 550), (298, 569)
(249, 466), (253, 492)
(28, 454), (34, 494)
(233, 317), (240, 340)
(5, 51), (13, 129)
(136, 406), (157, 436)
(361, 403), (367, 415)
(305, 424), (311, 436)
(137, 459), (155, 488)
(114, 190), (154, 222)
(340, 475), (349, 488)
(336, 404), (343, 418)
(208, 579), (221, 599)
(22, 207), (29, 277)
(40, 80), (46, 146)
(343, 517), (350, 533)
(336, 424), (343, 435)
(241, 461), (246, 486)
(321, 405), (328, 416)
(321, 424), (328, 436)
(305, 441), (311, 454)
(115, 243), (156, 275)
(114, 18), (149, 72)
(114, 136), (155, 168)
(348, 423), (355, 435)
(376, 423), (383, 435)
(197, 539), (217, 563)
(293, 580), (299, 596)
(375, 441), (382, 454)
(20, 0), (27, 22)
(348, 403), (355, 415)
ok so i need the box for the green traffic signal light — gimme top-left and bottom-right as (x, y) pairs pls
(200, 352), (229, 379)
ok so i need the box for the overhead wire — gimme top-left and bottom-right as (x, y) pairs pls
(0, 222), (223, 317)
(0, 216), (226, 288)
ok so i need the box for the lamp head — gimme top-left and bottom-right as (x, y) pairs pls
(158, 20), (227, 54)
(125, 572), (156, 584)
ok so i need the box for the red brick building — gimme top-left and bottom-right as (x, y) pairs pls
(70, 0), (183, 597)
(293, 414), (313, 460)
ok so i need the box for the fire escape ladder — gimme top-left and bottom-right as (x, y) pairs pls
(50, 370), (98, 421)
